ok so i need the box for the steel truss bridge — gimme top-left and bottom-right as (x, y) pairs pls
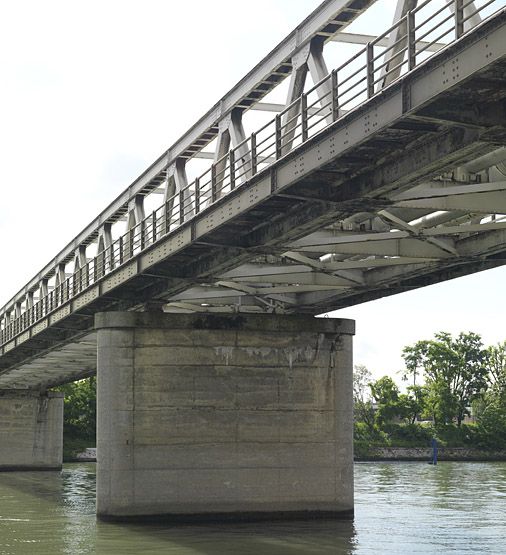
(1, 0), (506, 389)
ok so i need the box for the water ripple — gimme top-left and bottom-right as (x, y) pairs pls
(0, 462), (505, 554)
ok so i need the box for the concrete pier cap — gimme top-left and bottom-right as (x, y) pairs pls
(95, 311), (355, 522)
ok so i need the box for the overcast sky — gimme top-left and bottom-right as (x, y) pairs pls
(1, 0), (505, 383)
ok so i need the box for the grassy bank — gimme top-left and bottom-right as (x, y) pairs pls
(354, 421), (506, 460)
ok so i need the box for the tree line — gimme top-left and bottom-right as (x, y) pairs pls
(57, 330), (506, 457)
(55, 377), (96, 459)
(354, 332), (506, 452)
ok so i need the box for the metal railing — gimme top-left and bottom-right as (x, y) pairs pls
(1, 0), (503, 349)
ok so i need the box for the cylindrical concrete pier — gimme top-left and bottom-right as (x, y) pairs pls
(95, 311), (355, 521)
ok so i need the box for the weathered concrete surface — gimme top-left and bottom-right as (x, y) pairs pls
(0, 390), (63, 470)
(96, 312), (355, 521)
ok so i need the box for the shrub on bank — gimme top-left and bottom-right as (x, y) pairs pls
(381, 422), (434, 446)
(354, 420), (506, 452)
(53, 378), (96, 461)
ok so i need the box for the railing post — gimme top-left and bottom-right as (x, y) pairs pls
(76, 268), (81, 294)
(140, 221), (145, 250)
(251, 133), (257, 176)
(94, 255), (99, 282)
(119, 236), (124, 264)
(455, 0), (464, 38)
(129, 227), (134, 259)
(301, 94), (309, 141)
(211, 164), (217, 202)
(152, 211), (157, 243)
(366, 42), (374, 98)
(229, 148), (236, 190)
(331, 69), (339, 121)
(407, 10), (416, 71)
(179, 189), (184, 224)
(195, 176), (200, 214)
(109, 244), (115, 271)
(164, 198), (171, 235)
(275, 114), (282, 159)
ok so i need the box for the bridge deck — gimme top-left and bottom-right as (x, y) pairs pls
(1, 3), (506, 389)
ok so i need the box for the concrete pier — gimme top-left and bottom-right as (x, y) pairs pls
(95, 312), (355, 521)
(0, 390), (63, 470)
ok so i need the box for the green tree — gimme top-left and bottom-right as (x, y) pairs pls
(353, 364), (375, 430)
(473, 341), (506, 449)
(370, 376), (402, 425)
(397, 385), (429, 424)
(402, 331), (489, 426)
(56, 377), (96, 440)
(487, 341), (506, 402)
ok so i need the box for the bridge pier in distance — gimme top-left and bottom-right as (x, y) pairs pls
(95, 311), (355, 521)
(0, 390), (64, 470)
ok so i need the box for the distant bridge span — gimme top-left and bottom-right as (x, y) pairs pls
(0, 0), (505, 520)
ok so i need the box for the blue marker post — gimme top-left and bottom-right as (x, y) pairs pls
(431, 438), (438, 465)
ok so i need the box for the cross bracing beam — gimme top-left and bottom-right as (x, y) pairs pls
(163, 301), (270, 314)
(250, 102), (329, 115)
(332, 31), (447, 51)
(288, 229), (460, 248)
(169, 286), (298, 306)
(283, 252), (440, 269)
(220, 270), (355, 286)
(396, 193), (506, 213)
(392, 180), (506, 200)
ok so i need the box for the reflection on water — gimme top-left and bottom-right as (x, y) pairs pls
(355, 462), (506, 554)
(0, 462), (505, 554)
(96, 519), (355, 555)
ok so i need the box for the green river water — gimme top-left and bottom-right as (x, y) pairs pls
(0, 462), (505, 554)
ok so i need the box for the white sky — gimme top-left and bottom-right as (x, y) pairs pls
(1, 0), (505, 383)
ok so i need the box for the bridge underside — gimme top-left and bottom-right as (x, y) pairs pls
(0, 332), (97, 390)
(1, 10), (506, 390)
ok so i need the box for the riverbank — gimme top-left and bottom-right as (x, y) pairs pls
(70, 448), (96, 462)
(67, 446), (506, 464)
(356, 446), (506, 462)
